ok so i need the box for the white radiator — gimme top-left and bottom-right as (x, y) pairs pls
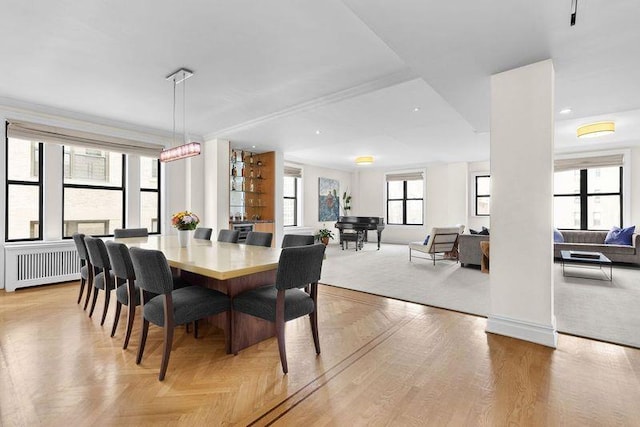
(4, 241), (81, 292)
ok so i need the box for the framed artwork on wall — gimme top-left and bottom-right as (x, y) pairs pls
(318, 177), (340, 221)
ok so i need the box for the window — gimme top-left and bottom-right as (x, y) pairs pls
(63, 146), (125, 237)
(140, 157), (161, 233)
(554, 166), (622, 230)
(283, 176), (298, 227)
(386, 173), (424, 225)
(6, 138), (43, 241)
(475, 175), (491, 216)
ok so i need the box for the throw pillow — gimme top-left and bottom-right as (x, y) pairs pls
(553, 228), (564, 243)
(470, 229), (479, 234)
(478, 226), (490, 236)
(423, 235), (430, 245)
(604, 225), (635, 246)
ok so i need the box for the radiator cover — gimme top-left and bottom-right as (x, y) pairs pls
(4, 241), (81, 291)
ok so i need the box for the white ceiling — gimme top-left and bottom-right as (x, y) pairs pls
(2, 0), (640, 170)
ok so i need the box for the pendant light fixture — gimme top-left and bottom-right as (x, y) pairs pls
(160, 68), (201, 162)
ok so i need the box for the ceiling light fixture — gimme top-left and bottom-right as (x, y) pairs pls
(576, 121), (615, 138)
(355, 156), (374, 165)
(315, 130), (321, 135)
(413, 107), (420, 112)
(559, 108), (572, 114)
(160, 68), (201, 162)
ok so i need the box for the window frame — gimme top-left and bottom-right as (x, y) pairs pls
(5, 133), (44, 242)
(554, 166), (623, 231)
(386, 179), (424, 226)
(475, 175), (491, 217)
(283, 175), (298, 227)
(140, 158), (161, 234)
(62, 148), (126, 238)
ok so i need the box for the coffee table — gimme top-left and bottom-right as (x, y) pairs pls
(560, 250), (612, 281)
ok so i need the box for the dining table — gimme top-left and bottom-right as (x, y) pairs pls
(114, 234), (281, 353)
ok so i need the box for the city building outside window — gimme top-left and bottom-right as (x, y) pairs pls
(5, 138), (43, 241)
(62, 146), (125, 237)
(554, 166), (622, 230)
(386, 173), (424, 225)
(140, 156), (160, 233)
(475, 175), (491, 216)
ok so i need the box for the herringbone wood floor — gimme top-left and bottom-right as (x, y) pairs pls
(1, 282), (640, 426)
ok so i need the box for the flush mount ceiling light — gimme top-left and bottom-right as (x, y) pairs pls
(160, 68), (201, 162)
(576, 121), (615, 139)
(355, 156), (374, 165)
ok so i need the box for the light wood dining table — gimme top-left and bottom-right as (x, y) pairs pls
(114, 235), (281, 353)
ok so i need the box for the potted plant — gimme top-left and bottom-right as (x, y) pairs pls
(315, 227), (335, 245)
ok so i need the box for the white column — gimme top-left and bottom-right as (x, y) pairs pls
(486, 59), (557, 347)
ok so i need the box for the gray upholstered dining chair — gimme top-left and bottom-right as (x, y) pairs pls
(281, 234), (314, 248)
(72, 233), (92, 307)
(84, 236), (124, 326)
(193, 227), (213, 240)
(114, 228), (148, 238)
(232, 243), (326, 374)
(245, 231), (273, 247)
(217, 229), (240, 243)
(129, 247), (231, 381)
(105, 241), (141, 349)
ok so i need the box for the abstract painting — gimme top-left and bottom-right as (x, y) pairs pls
(318, 177), (340, 221)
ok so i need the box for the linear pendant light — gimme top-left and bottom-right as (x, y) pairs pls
(160, 68), (201, 162)
(576, 121), (615, 139)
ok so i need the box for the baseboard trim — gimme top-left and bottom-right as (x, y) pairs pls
(486, 315), (558, 348)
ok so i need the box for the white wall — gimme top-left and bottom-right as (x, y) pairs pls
(300, 164), (353, 245)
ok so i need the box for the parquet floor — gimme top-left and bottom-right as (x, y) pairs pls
(1, 282), (640, 426)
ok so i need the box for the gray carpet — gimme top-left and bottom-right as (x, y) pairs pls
(321, 243), (640, 348)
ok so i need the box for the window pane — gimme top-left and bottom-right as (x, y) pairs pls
(388, 181), (403, 199)
(283, 176), (296, 197)
(587, 166), (619, 193)
(554, 196), (581, 228)
(388, 201), (403, 224)
(140, 192), (159, 233)
(476, 176), (490, 196)
(406, 180), (423, 199)
(554, 170), (580, 194)
(8, 138), (39, 182)
(283, 199), (296, 226)
(477, 196), (491, 215)
(406, 200), (423, 224)
(64, 147), (122, 186)
(7, 184), (39, 240)
(140, 157), (158, 189)
(63, 188), (122, 236)
(587, 195), (620, 230)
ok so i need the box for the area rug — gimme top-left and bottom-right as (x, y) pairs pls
(321, 243), (640, 348)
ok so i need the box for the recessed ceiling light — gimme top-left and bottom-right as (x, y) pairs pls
(559, 108), (572, 114)
(413, 107), (420, 112)
(252, 145), (256, 149)
(315, 130), (321, 135)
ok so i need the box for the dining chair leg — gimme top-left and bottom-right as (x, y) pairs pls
(111, 301), (122, 337)
(100, 289), (111, 326)
(88, 287), (99, 318)
(122, 301), (136, 349)
(276, 319), (287, 374)
(136, 318), (149, 364)
(77, 278), (86, 304)
(310, 310), (321, 355)
(84, 282), (93, 310)
(159, 323), (174, 381)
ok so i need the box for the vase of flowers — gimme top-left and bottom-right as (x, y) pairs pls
(171, 211), (200, 247)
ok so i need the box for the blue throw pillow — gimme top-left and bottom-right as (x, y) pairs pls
(423, 235), (430, 245)
(604, 225), (635, 245)
(553, 228), (564, 243)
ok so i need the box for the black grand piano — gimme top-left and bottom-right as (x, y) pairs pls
(334, 216), (385, 251)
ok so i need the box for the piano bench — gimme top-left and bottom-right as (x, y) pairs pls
(340, 231), (364, 251)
